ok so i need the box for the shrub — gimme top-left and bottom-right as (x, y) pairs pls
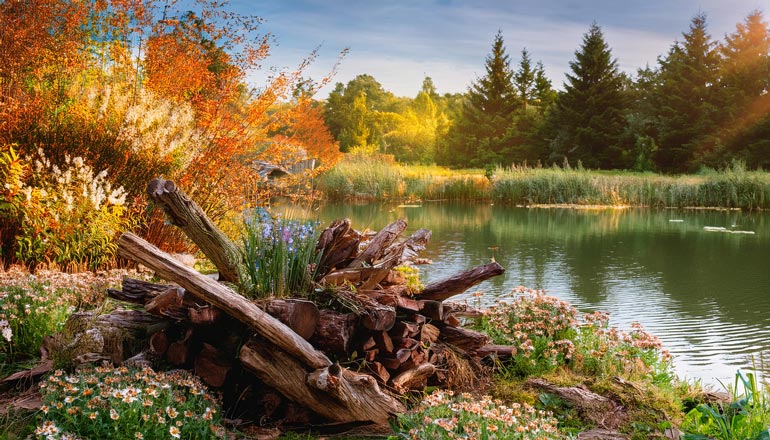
(239, 208), (322, 298)
(478, 288), (578, 377)
(390, 390), (561, 439)
(36, 365), (225, 440)
(15, 150), (130, 269)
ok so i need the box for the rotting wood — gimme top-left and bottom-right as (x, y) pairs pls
(240, 339), (404, 425)
(146, 177), (242, 283)
(416, 261), (505, 301)
(117, 232), (331, 370)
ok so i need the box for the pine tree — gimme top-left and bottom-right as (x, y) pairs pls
(439, 30), (519, 167)
(651, 13), (721, 172)
(514, 48), (536, 108)
(719, 10), (770, 167)
(548, 23), (628, 169)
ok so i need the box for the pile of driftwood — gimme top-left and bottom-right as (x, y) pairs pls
(32, 178), (513, 430)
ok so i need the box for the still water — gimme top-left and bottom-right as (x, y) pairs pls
(291, 201), (770, 386)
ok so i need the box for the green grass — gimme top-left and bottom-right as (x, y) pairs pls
(320, 156), (770, 209)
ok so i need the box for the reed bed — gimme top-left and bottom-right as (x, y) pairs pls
(320, 156), (770, 210)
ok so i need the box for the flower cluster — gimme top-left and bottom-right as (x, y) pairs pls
(481, 288), (578, 376)
(15, 150), (131, 269)
(36, 366), (225, 440)
(239, 208), (321, 298)
(572, 311), (672, 380)
(393, 390), (561, 439)
(0, 267), (141, 366)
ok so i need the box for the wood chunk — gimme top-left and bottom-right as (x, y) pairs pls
(188, 305), (220, 325)
(310, 310), (356, 355)
(166, 327), (194, 366)
(361, 304), (396, 332)
(389, 322), (419, 340)
(391, 363), (436, 393)
(444, 314), (461, 327)
(438, 325), (491, 356)
(194, 343), (232, 388)
(420, 300), (444, 321)
(365, 349), (379, 362)
(366, 361), (390, 384)
(477, 344), (517, 359)
(149, 331), (169, 355)
(145, 287), (184, 317)
(397, 338), (419, 350)
(443, 302), (485, 319)
(373, 331), (394, 354)
(416, 261), (505, 301)
(378, 356), (402, 370)
(395, 348), (412, 364)
(395, 296), (422, 312)
(420, 324), (440, 345)
(348, 219), (407, 269)
(362, 336), (377, 351)
(265, 299), (320, 340)
(409, 314), (427, 325)
(383, 270), (406, 285)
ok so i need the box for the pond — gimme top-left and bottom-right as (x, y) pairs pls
(283, 200), (770, 386)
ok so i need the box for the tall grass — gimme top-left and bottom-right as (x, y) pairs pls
(320, 156), (770, 209)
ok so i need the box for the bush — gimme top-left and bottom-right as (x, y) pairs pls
(478, 288), (578, 377)
(36, 366), (225, 440)
(15, 150), (131, 269)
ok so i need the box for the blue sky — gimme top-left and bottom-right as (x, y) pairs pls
(232, 0), (767, 98)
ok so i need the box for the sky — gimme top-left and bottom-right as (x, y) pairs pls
(231, 0), (768, 98)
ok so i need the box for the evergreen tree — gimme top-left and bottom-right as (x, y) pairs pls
(534, 61), (557, 110)
(514, 48), (536, 108)
(548, 23), (629, 169)
(651, 13), (721, 172)
(439, 30), (519, 167)
(719, 10), (770, 167)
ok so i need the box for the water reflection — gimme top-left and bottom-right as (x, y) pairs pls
(276, 200), (770, 385)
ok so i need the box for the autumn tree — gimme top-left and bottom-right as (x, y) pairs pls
(548, 23), (629, 169)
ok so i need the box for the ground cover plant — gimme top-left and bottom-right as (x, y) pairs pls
(36, 365), (225, 440)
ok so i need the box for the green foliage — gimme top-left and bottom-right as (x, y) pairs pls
(682, 371), (770, 440)
(548, 23), (629, 169)
(36, 366), (226, 439)
(394, 265), (423, 295)
(0, 144), (27, 262)
(0, 283), (72, 368)
(239, 208), (322, 299)
(390, 390), (561, 439)
(572, 312), (674, 383)
(648, 13), (723, 173)
(14, 151), (131, 269)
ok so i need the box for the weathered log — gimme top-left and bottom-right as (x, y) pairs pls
(420, 300), (444, 321)
(360, 304), (396, 332)
(145, 287), (184, 318)
(41, 309), (163, 367)
(443, 302), (485, 319)
(315, 219), (360, 278)
(347, 219), (407, 269)
(373, 331), (394, 354)
(438, 325), (491, 356)
(117, 232), (331, 370)
(477, 344), (517, 359)
(107, 277), (176, 304)
(166, 327), (194, 366)
(381, 228), (432, 266)
(322, 267), (388, 287)
(146, 177), (241, 283)
(149, 331), (169, 355)
(416, 261), (505, 301)
(240, 339), (404, 425)
(391, 363), (436, 393)
(309, 310), (356, 355)
(194, 343), (232, 388)
(389, 322), (420, 340)
(188, 305), (221, 325)
(265, 299), (320, 340)
(525, 378), (628, 429)
(366, 362), (390, 384)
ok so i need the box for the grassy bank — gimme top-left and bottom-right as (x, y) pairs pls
(319, 156), (770, 209)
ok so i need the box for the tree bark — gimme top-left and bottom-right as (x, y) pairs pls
(416, 261), (505, 301)
(240, 339), (404, 425)
(264, 299), (320, 340)
(347, 219), (407, 269)
(117, 232), (331, 370)
(146, 177), (242, 283)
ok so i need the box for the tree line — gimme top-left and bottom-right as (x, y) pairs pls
(322, 11), (770, 173)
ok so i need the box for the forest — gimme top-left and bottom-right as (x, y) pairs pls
(322, 12), (770, 173)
